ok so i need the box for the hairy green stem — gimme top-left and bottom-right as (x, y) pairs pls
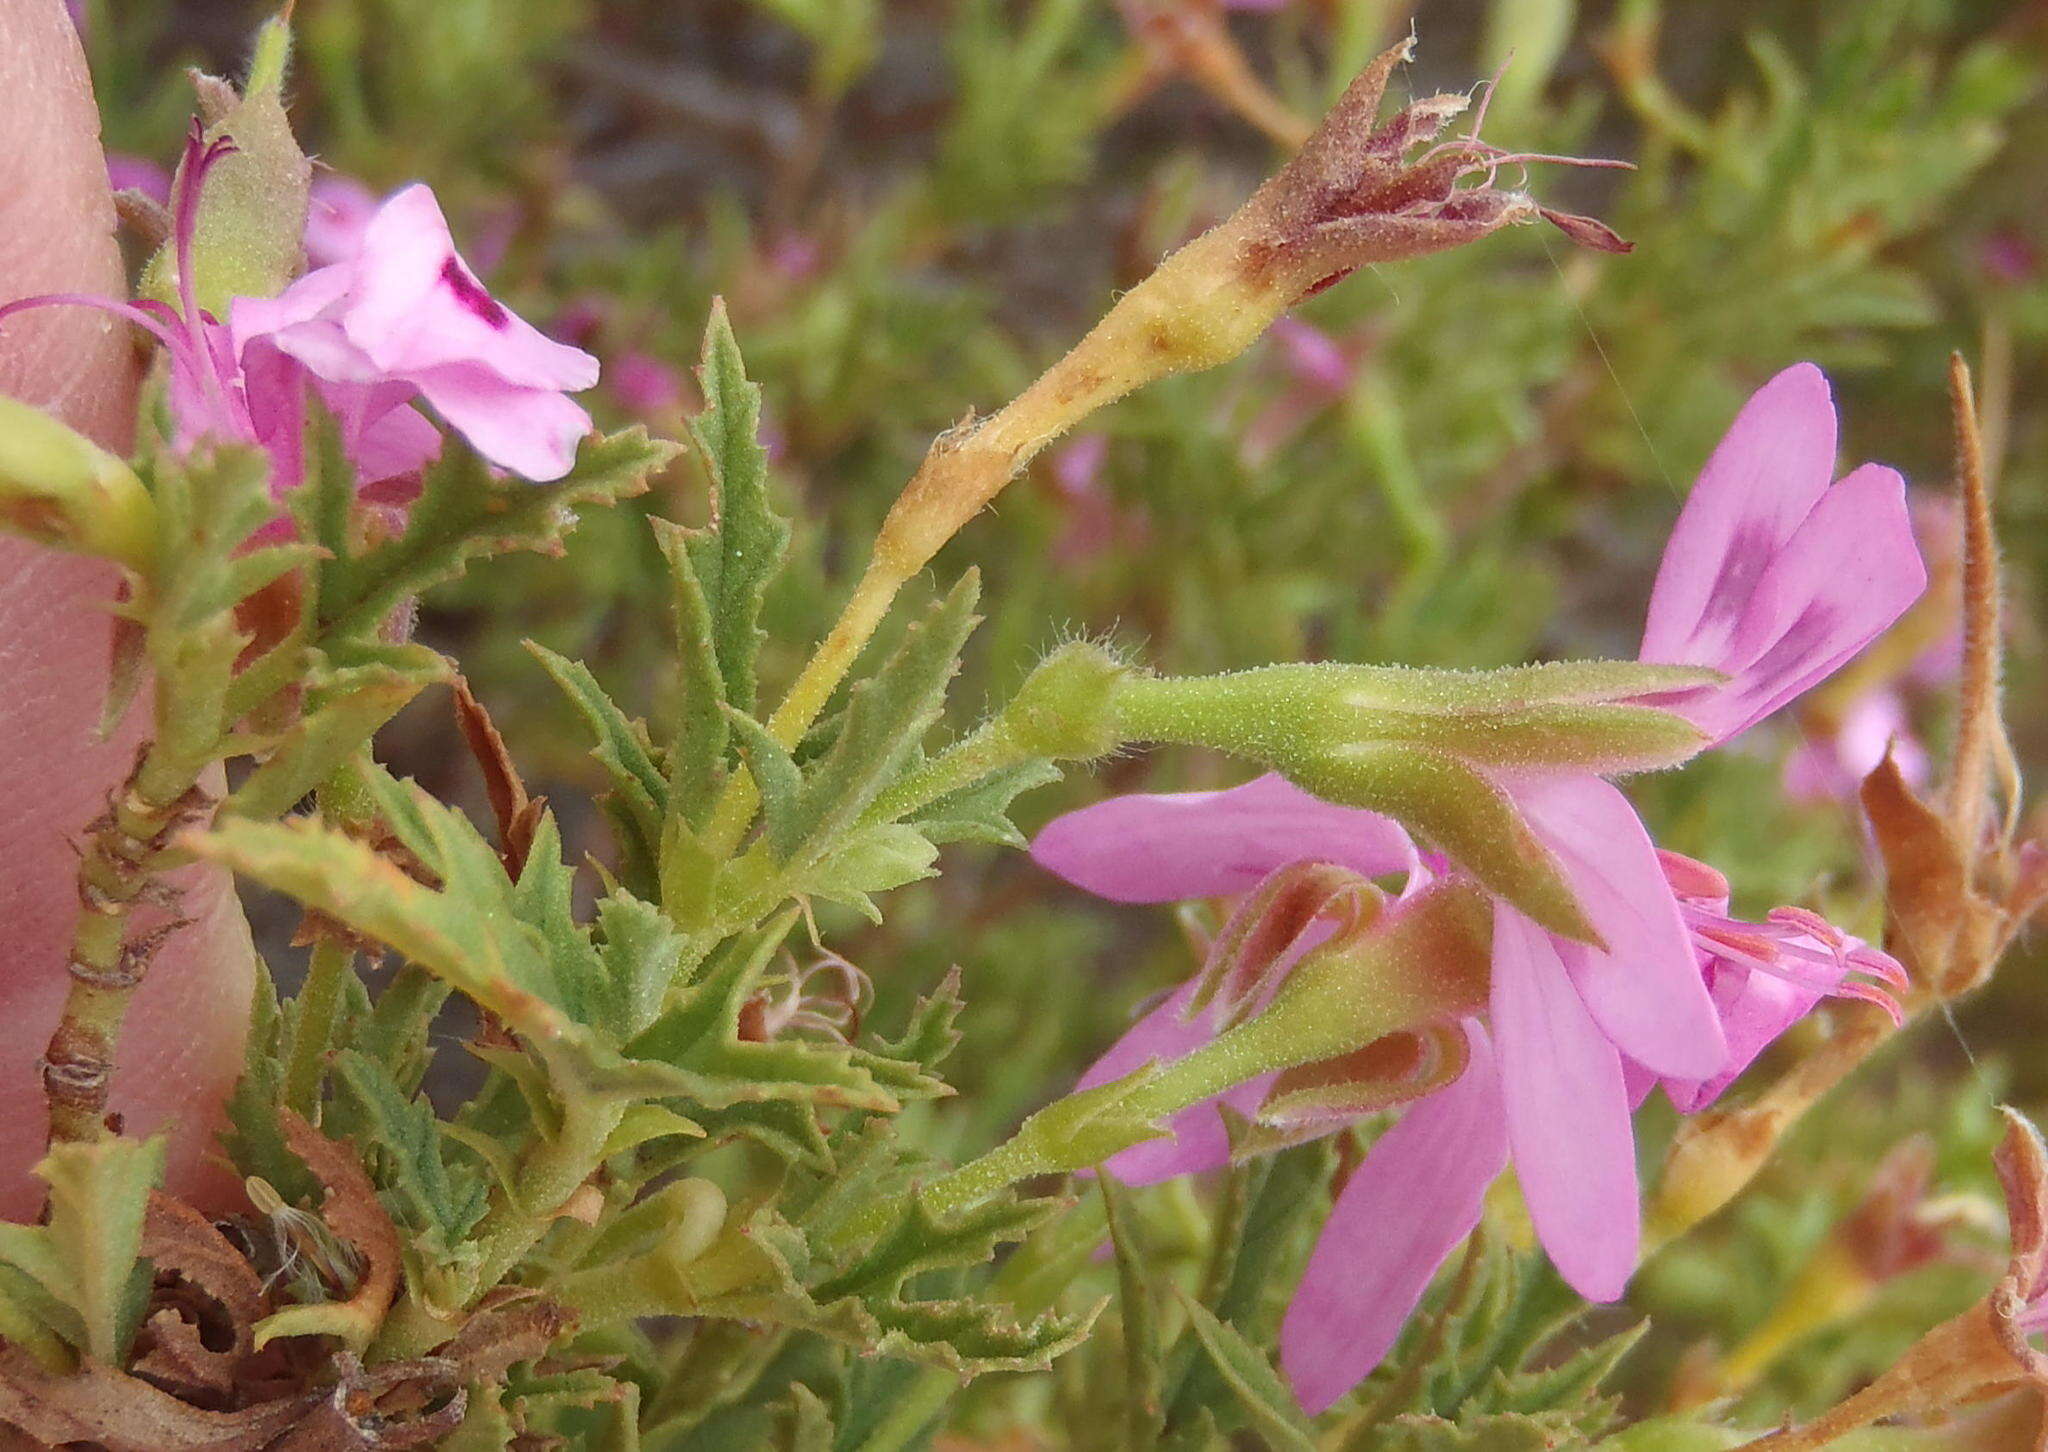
(282, 936), (355, 1121)
(859, 718), (1021, 828)
(468, 1093), (627, 1291)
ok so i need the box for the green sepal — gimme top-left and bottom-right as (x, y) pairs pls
(142, 11), (310, 313)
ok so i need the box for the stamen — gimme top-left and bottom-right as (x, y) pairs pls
(0, 293), (187, 356)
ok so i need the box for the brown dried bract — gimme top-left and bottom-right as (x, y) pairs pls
(453, 676), (547, 878)
(1230, 39), (1631, 304)
(1738, 1110), (2048, 1450)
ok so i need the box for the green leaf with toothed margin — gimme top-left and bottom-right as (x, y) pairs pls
(1176, 1294), (1316, 1452)
(316, 428), (673, 640)
(0, 1137), (164, 1364)
(770, 572), (981, 864)
(685, 300), (789, 717)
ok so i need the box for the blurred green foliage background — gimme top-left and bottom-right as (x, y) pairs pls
(80, 0), (2048, 1436)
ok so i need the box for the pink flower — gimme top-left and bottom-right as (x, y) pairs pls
(1782, 686), (1931, 804)
(1637, 363), (1926, 746)
(1241, 318), (1367, 463)
(1043, 433), (1148, 564)
(1032, 774), (1902, 1412)
(0, 127), (438, 500)
(233, 183), (598, 482)
(303, 174), (382, 270)
(1032, 364), (1923, 1412)
(2, 130), (592, 498)
(1648, 851), (1904, 1114)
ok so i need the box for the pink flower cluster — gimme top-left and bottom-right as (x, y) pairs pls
(7, 126), (597, 501)
(1032, 364), (1926, 1412)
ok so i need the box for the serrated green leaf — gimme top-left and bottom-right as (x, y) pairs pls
(770, 573), (981, 863)
(317, 428), (672, 638)
(863, 1295), (1098, 1375)
(330, 1050), (491, 1253)
(596, 891), (691, 1041)
(790, 822), (938, 922)
(0, 1137), (165, 1363)
(527, 642), (667, 883)
(693, 1099), (834, 1171)
(815, 1187), (1063, 1302)
(650, 514), (729, 829)
(1176, 1294), (1317, 1452)
(227, 646), (447, 819)
(725, 706), (806, 852)
(225, 956), (318, 1202)
(786, 1117), (926, 1246)
(601, 1102), (707, 1159)
(191, 785), (673, 1102)
(1374, 1411), (1592, 1451)
(1489, 1320), (1643, 1421)
(778, 1383), (836, 1452)
(625, 911), (901, 1112)
(685, 299), (790, 716)
(909, 759), (1062, 847)
(870, 965), (966, 1072)
(1164, 1138), (1333, 1438)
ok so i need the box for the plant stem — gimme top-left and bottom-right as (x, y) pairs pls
(41, 741), (214, 1145)
(857, 719), (1021, 827)
(701, 209), (1289, 861)
(281, 935), (355, 1121)
(468, 1092), (626, 1291)
(1945, 353), (2002, 870)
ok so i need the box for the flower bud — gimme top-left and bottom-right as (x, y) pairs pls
(0, 397), (156, 573)
(142, 13), (311, 313)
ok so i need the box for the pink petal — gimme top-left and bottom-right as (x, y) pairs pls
(1031, 773), (1415, 904)
(317, 379), (442, 483)
(1681, 463), (1925, 742)
(107, 154), (171, 205)
(1640, 363), (1838, 668)
(227, 265), (355, 361)
(1280, 1021), (1508, 1413)
(343, 185), (598, 392)
(264, 317), (386, 386)
(1505, 774), (1725, 1080)
(304, 175), (383, 270)
(1078, 984), (1273, 1185)
(1661, 965), (1819, 1113)
(412, 364), (593, 481)
(1490, 905), (1640, 1301)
